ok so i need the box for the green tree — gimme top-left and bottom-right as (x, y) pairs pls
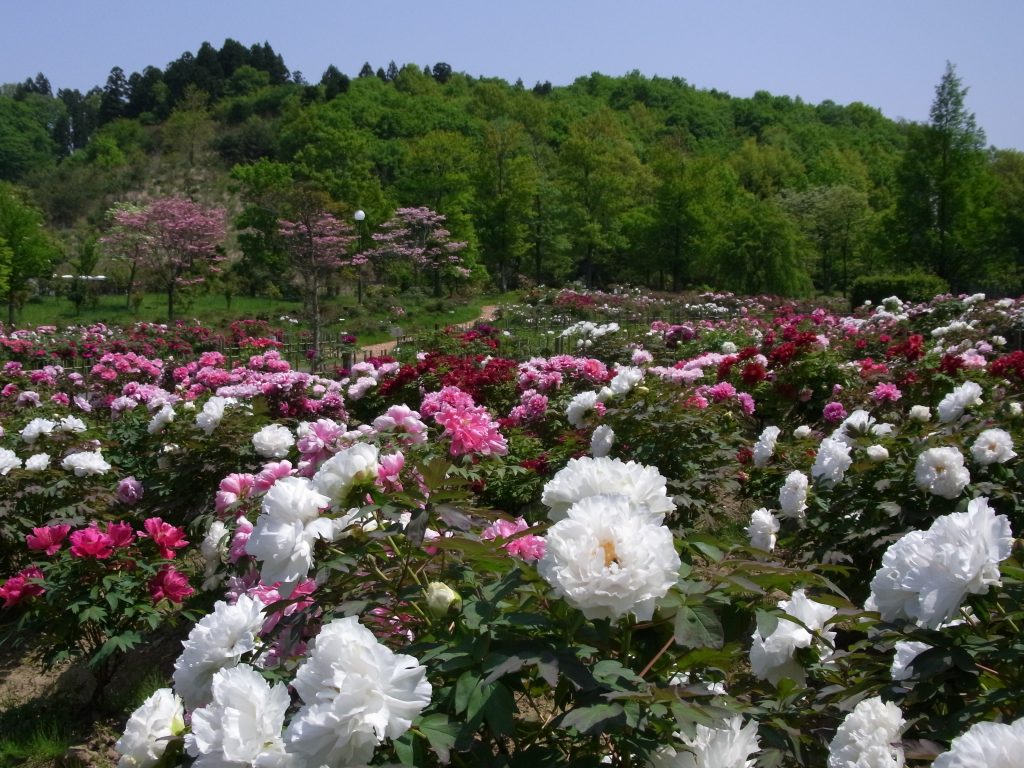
(0, 183), (58, 323)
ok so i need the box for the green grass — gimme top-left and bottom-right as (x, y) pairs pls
(0, 699), (76, 768)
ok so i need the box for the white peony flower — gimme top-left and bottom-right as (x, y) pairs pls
(58, 415), (87, 433)
(251, 423), (296, 459)
(778, 471), (809, 519)
(866, 496), (1013, 628)
(147, 405), (175, 435)
(172, 595), (267, 711)
(246, 476), (333, 596)
(61, 450), (111, 477)
(311, 442), (379, 508)
(914, 446), (970, 499)
(750, 589), (837, 686)
(908, 405), (931, 423)
(0, 448), (23, 475)
(200, 520), (228, 591)
(826, 695), (905, 768)
(793, 425), (812, 439)
(23, 452), (51, 471)
(891, 640), (931, 682)
(866, 444), (890, 463)
(186, 664), (289, 766)
(541, 456), (675, 524)
(971, 428), (1016, 465)
(746, 508), (779, 552)
(566, 390), (600, 428)
(752, 426), (781, 468)
(590, 424), (615, 458)
(831, 409), (875, 446)
(538, 494), (680, 622)
(609, 364), (644, 396)
(195, 396), (238, 435)
(114, 688), (185, 768)
(811, 437), (853, 484)
(284, 616), (432, 767)
(648, 716), (760, 768)
(20, 417), (56, 443)
(720, 341), (738, 354)
(932, 715), (1024, 768)
(937, 381), (983, 423)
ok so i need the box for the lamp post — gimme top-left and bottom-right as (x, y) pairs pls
(353, 209), (366, 305)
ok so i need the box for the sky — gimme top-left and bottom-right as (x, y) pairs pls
(2, 0), (1022, 150)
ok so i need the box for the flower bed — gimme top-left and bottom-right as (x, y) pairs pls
(1, 289), (1023, 766)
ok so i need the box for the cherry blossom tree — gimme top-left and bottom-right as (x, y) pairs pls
(359, 206), (467, 297)
(277, 210), (356, 363)
(103, 197), (226, 321)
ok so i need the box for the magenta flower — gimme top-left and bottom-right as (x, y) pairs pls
(69, 525), (115, 559)
(435, 404), (508, 457)
(26, 524), (71, 556)
(253, 461), (292, 493)
(823, 401), (848, 423)
(481, 517), (547, 562)
(141, 517), (189, 559)
(228, 516), (254, 563)
(0, 566), (46, 607)
(872, 383), (903, 403)
(149, 566), (194, 603)
(106, 521), (136, 548)
(377, 451), (405, 492)
(215, 472), (256, 514)
(116, 476), (144, 505)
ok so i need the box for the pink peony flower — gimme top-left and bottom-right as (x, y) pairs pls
(26, 524), (71, 556)
(149, 566), (194, 603)
(253, 461), (292, 493)
(377, 451), (405, 492)
(69, 525), (115, 559)
(215, 472), (256, 514)
(481, 517), (547, 562)
(872, 383), (902, 403)
(434, 404), (508, 457)
(823, 401), (848, 423)
(0, 566), (46, 607)
(106, 521), (136, 548)
(228, 516), (254, 563)
(141, 517), (189, 559)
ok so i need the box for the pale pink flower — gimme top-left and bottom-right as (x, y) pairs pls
(434, 405), (508, 457)
(872, 383), (902, 403)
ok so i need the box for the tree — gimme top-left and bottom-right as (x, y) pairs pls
(277, 197), (357, 364)
(0, 183), (57, 323)
(98, 66), (129, 124)
(320, 66), (350, 100)
(894, 62), (993, 289)
(431, 63), (453, 84)
(361, 207), (468, 297)
(103, 197), (226, 321)
(358, 62), (375, 79)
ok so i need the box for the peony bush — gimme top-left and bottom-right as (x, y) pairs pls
(0, 288), (1023, 766)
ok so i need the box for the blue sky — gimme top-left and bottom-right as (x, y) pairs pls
(2, 0), (1022, 149)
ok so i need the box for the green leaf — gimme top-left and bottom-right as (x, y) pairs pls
(673, 604), (724, 649)
(483, 682), (516, 738)
(557, 702), (626, 735)
(416, 713), (459, 763)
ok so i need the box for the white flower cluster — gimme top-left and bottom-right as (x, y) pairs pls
(538, 456), (680, 621)
(648, 716), (760, 768)
(750, 589), (837, 685)
(826, 695), (905, 768)
(251, 423), (295, 458)
(751, 425), (781, 468)
(866, 497), (1013, 628)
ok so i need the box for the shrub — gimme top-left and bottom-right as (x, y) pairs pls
(849, 271), (949, 307)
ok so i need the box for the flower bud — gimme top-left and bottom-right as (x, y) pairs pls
(425, 581), (461, 617)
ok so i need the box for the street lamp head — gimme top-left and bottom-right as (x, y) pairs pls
(353, 209), (366, 222)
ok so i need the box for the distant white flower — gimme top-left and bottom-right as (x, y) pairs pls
(20, 417), (56, 443)
(566, 390), (600, 428)
(114, 688), (185, 768)
(831, 409), (875, 446)
(937, 381), (983, 423)
(590, 424), (615, 458)
(0, 448), (23, 475)
(746, 508), (779, 552)
(826, 695), (905, 768)
(720, 341), (738, 355)
(915, 446), (970, 499)
(311, 442), (379, 508)
(58, 415), (87, 433)
(538, 494), (680, 622)
(195, 396), (238, 435)
(752, 426), (781, 468)
(24, 453), (50, 471)
(147, 405), (175, 435)
(61, 450), (111, 477)
(1010, 402), (1022, 417)
(246, 476), (333, 596)
(971, 428), (1016, 465)
(811, 437), (853, 484)
(285, 616), (432, 767)
(172, 595), (267, 711)
(648, 716), (760, 768)
(251, 423), (295, 459)
(866, 496), (1013, 628)
(609, 365), (644, 396)
(793, 425), (813, 439)
(932, 715), (1024, 768)
(778, 471), (809, 519)
(750, 589), (837, 686)
(541, 456), (674, 523)
(186, 664), (289, 766)
(908, 405), (931, 423)
(866, 444), (890, 463)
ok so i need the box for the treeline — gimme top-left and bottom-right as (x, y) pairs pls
(2, 38), (1023, 300)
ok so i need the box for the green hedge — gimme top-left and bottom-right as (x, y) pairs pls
(849, 271), (950, 307)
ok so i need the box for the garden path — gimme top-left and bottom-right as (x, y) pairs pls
(359, 304), (499, 358)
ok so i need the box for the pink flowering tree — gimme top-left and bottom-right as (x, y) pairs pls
(277, 210), (357, 364)
(359, 206), (468, 297)
(103, 197), (227, 322)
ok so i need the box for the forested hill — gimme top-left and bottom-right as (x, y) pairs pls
(2, 38), (1022, 297)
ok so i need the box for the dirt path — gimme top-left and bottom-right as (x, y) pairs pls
(359, 304), (500, 359)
